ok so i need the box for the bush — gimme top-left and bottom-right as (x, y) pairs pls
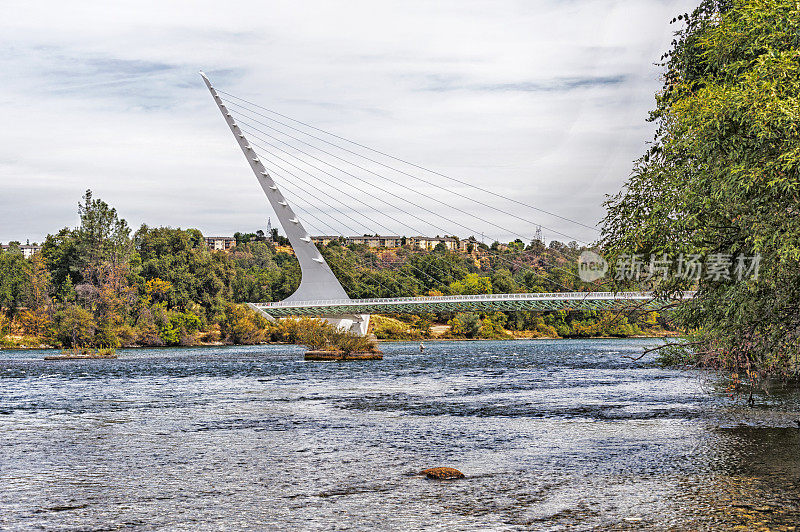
(655, 343), (698, 367)
(372, 315), (419, 340)
(448, 312), (481, 338)
(273, 317), (324, 343)
(94, 322), (121, 348)
(219, 304), (272, 344)
(135, 307), (163, 346)
(478, 316), (511, 339)
(115, 324), (137, 347)
(281, 317), (378, 354)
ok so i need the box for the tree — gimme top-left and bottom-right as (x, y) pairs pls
(448, 312), (481, 338)
(19, 255), (54, 338)
(76, 190), (133, 274)
(135, 225), (232, 314)
(41, 228), (82, 290)
(219, 303), (271, 344)
(55, 305), (97, 347)
(0, 249), (29, 312)
(448, 273), (492, 295)
(601, 0), (800, 377)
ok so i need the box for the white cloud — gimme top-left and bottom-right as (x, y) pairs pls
(0, 0), (696, 245)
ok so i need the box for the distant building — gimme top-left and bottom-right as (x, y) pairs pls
(0, 243), (41, 259)
(21, 245), (40, 259)
(205, 236), (236, 252)
(346, 235), (403, 248)
(311, 235), (342, 247)
(408, 236), (458, 251)
(457, 236), (480, 253)
(310, 234), (472, 251)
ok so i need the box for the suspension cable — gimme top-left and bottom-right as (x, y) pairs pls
(243, 132), (582, 292)
(217, 90), (600, 233)
(227, 102), (590, 245)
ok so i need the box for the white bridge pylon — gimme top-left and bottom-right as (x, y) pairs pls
(201, 72), (370, 335)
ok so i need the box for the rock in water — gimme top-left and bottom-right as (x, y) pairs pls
(419, 467), (464, 480)
(304, 350), (383, 361)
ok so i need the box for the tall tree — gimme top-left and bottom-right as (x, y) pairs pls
(76, 189), (133, 274)
(19, 255), (54, 338)
(602, 0), (800, 377)
(0, 245), (29, 312)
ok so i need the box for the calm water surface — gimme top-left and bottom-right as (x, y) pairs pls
(1, 339), (798, 530)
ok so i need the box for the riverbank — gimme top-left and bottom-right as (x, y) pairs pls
(0, 332), (683, 350)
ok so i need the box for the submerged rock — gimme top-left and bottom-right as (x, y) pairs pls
(418, 467), (464, 480)
(304, 350), (383, 361)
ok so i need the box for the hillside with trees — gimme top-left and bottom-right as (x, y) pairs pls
(0, 191), (667, 349)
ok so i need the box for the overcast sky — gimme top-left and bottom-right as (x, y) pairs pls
(0, 0), (695, 246)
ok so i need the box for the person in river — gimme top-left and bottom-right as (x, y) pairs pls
(419, 342), (425, 353)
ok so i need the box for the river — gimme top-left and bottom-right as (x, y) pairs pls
(1, 339), (798, 530)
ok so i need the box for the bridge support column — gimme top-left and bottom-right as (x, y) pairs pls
(248, 304), (370, 337)
(325, 314), (370, 337)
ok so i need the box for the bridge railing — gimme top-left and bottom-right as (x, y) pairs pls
(250, 291), (690, 309)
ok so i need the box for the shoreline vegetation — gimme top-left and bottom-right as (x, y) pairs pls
(0, 327), (683, 351)
(1, 190), (678, 356)
(44, 346), (117, 360)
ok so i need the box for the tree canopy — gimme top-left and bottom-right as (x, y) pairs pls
(602, 0), (800, 378)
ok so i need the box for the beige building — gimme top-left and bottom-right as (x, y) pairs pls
(1, 243), (41, 259)
(205, 236), (237, 252)
(408, 236), (458, 251)
(311, 235), (342, 247)
(457, 236), (480, 252)
(346, 235), (403, 248)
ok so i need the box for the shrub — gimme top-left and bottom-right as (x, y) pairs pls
(448, 312), (481, 338)
(283, 317), (378, 354)
(219, 304), (272, 344)
(135, 308), (163, 346)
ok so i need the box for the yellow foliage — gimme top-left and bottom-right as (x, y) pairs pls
(145, 278), (172, 302)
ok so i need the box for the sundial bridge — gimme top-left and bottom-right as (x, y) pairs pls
(200, 72), (688, 336)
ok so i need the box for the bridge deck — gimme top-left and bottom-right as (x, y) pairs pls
(249, 291), (682, 318)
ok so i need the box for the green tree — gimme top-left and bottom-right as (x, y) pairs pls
(19, 255), (54, 339)
(55, 305), (97, 347)
(219, 303), (271, 344)
(0, 248), (29, 312)
(135, 226), (231, 315)
(41, 228), (82, 290)
(602, 0), (800, 377)
(449, 273), (492, 295)
(76, 190), (133, 273)
(448, 312), (481, 338)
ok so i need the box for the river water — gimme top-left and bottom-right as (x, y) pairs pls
(1, 339), (798, 530)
